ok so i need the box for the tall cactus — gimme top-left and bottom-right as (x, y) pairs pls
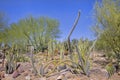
(67, 11), (80, 60)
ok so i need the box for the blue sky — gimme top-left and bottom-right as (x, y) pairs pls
(0, 0), (96, 41)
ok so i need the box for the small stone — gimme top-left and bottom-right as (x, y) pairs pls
(0, 71), (5, 79)
(18, 65), (24, 73)
(25, 75), (30, 80)
(57, 75), (63, 80)
(118, 71), (120, 75)
(5, 73), (8, 77)
(12, 70), (20, 78)
(57, 74), (67, 80)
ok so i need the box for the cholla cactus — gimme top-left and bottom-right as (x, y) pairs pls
(28, 45), (38, 75)
(5, 44), (17, 74)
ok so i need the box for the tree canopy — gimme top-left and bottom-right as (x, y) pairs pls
(93, 0), (120, 60)
(0, 16), (60, 51)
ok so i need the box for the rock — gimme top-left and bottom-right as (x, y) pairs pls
(4, 73), (8, 77)
(118, 71), (120, 75)
(18, 65), (24, 73)
(12, 70), (20, 78)
(57, 75), (63, 80)
(25, 75), (30, 80)
(57, 74), (67, 80)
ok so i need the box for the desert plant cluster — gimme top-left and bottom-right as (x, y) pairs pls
(0, 0), (120, 80)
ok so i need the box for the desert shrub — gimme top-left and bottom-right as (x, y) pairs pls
(93, 0), (120, 73)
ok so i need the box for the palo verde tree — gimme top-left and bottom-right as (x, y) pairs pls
(0, 16), (60, 52)
(93, 0), (120, 73)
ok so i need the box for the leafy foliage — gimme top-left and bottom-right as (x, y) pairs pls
(93, 0), (120, 71)
(0, 16), (60, 52)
